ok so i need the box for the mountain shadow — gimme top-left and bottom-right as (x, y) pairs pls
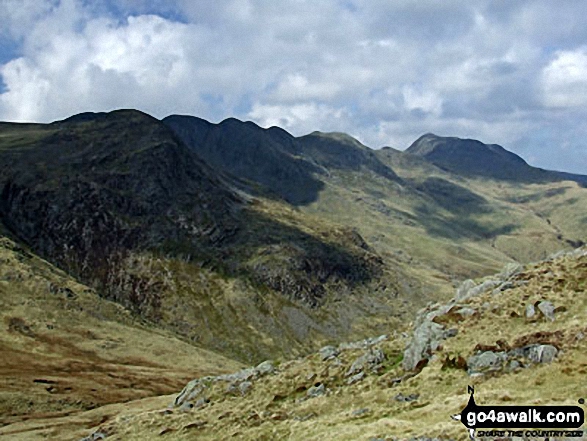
(163, 115), (325, 205)
(163, 116), (401, 205)
(412, 177), (516, 240)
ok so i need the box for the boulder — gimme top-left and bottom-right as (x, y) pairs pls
(255, 360), (275, 376)
(402, 321), (445, 371)
(527, 344), (558, 364)
(537, 301), (555, 321)
(525, 304), (536, 319)
(319, 346), (339, 361)
(175, 379), (207, 407)
(307, 383), (326, 398)
(467, 351), (507, 374)
(346, 348), (385, 376)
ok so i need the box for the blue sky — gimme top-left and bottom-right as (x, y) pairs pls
(1, 0), (586, 174)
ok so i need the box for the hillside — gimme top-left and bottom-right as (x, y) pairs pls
(0, 234), (242, 428)
(0, 110), (412, 363)
(164, 115), (587, 302)
(32, 247), (585, 441)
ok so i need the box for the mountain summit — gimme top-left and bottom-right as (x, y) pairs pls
(406, 133), (587, 185)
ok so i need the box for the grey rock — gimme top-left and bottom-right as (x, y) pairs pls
(179, 401), (194, 412)
(496, 281), (515, 292)
(175, 379), (207, 407)
(307, 383), (326, 398)
(225, 382), (239, 394)
(351, 407), (370, 417)
(402, 320), (445, 371)
(499, 262), (523, 280)
(455, 279), (476, 302)
(346, 371), (365, 385)
(395, 392), (419, 402)
(455, 279), (500, 302)
(525, 304), (536, 319)
(239, 381), (253, 396)
(444, 328), (458, 338)
(456, 307), (476, 317)
(255, 360), (275, 376)
(217, 367), (258, 383)
(508, 360), (521, 370)
(79, 432), (107, 441)
(319, 345), (339, 361)
(537, 301), (555, 321)
(346, 348), (385, 376)
(467, 351), (506, 374)
(195, 397), (210, 408)
(527, 344), (558, 363)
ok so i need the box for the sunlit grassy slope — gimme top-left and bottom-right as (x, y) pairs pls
(0, 235), (242, 427)
(299, 142), (587, 303)
(28, 247), (584, 441)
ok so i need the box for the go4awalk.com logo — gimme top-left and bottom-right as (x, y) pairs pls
(451, 386), (585, 440)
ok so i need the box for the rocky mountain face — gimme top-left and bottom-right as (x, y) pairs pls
(0, 110), (392, 362)
(406, 133), (587, 185)
(0, 110), (241, 314)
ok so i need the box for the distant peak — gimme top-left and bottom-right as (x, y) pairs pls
(54, 109), (155, 125)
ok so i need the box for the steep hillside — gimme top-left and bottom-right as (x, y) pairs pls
(51, 247), (587, 441)
(0, 110), (407, 363)
(0, 234), (242, 428)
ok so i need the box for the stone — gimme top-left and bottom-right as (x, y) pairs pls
(239, 381), (253, 396)
(499, 263), (523, 280)
(537, 301), (555, 321)
(525, 304), (536, 319)
(455, 279), (476, 302)
(175, 379), (207, 407)
(467, 351), (506, 374)
(217, 368), (258, 383)
(456, 307), (476, 317)
(527, 344), (558, 364)
(307, 383), (326, 398)
(351, 408), (370, 417)
(255, 360), (275, 376)
(402, 320), (445, 371)
(79, 432), (107, 441)
(195, 397), (210, 408)
(179, 401), (194, 412)
(395, 392), (419, 402)
(346, 348), (385, 376)
(346, 371), (365, 385)
(444, 328), (458, 338)
(319, 345), (339, 361)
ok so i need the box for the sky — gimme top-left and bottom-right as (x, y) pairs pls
(1, 0), (586, 174)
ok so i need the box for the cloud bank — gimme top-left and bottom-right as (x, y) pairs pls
(0, 0), (586, 173)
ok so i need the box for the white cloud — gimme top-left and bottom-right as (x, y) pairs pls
(541, 48), (587, 108)
(0, 0), (586, 173)
(248, 102), (350, 135)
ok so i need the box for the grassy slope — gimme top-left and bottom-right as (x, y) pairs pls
(298, 145), (587, 305)
(36, 248), (585, 441)
(0, 235), (242, 428)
